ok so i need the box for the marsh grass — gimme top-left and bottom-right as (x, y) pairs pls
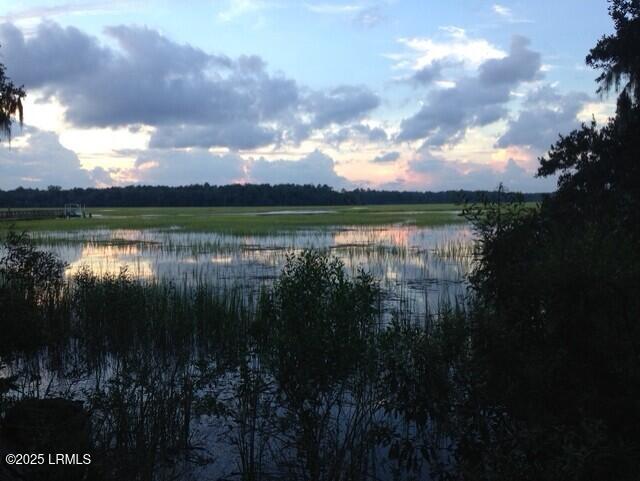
(5, 224), (474, 326)
(0, 231), (477, 481)
(0, 204), (465, 234)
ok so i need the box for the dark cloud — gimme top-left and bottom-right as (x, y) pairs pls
(352, 124), (387, 142)
(479, 36), (541, 85)
(397, 76), (510, 145)
(131, 149), (244, 186)
(0, 126), (94, 189)
(371, 151), (400, 163)
(327, 123), (388, 146)
(307, 86), (380, 129)
(126, 149), (349, 188)
(411, 62), (444, 86)
(0, 21), (380, 149)
(89, 166), (114, 186)
(497, 85), (589, 150)
(398, 35), (541, 147)
(0, 21), (109, 87)
(409, 151), (555, 191)
(149, 123), (279, 151)
(249, 150), (350, 187)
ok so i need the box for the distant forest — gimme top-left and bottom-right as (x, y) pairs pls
(0, 184), (545, 207)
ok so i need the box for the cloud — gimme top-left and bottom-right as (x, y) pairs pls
(408, 150), (555, 191)
(492, 4), (512, 19)
(119, 149), (349, 188)
(248, 150), (350, 187)
(149, 123), (279, 151)
(0, 127), (94, 189)
(306, 85), (380, 129)
(479, 36), (541, 85)
(391, 27), (506, 72)
(326, 123), (388, 146)
(89, 166), (114, 187)
(126, 150), (245, 186)
(402, 59), (464, 87)
(0, 1), (134, 23)
(216, 0), (273, 22)
(491, 4), (531, 24)
(0, 21), (380, 150)
(306, 2), (387, 28)
(396, 77), (507, 145)
(353, 6), (386, 28)
(497, 85), (590, 151)
(0, 22), (232, 126)
(397, 35), (541, 147)
(371, 151), (400, 163)
(305, 3), (362, 15)
(0, 21), (111, 88)
(410, 61), (444, 86)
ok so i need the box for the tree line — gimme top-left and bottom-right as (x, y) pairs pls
(0, 184), (544, 208)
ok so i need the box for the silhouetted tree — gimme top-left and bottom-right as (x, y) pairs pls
(451, 1), (640, 478)
(0, 183), (542, 207)
(0, 57), (25, 141)
(587, 0), (640, 102)
(536, 91), (640, 239)
(540, 1), (640, 235)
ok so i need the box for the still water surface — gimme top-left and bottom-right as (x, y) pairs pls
(5, 223), (475, 480)
(34, 223), (474, 318)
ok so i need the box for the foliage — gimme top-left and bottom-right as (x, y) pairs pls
(0, 230), (68, 352)
(87, 353), (196, 481)
(587, 0), (640, 102)
(1, 230), (66, 295)
(450, 2), (640, 476)
(422, 3), (640, 478)
(70, 266), (250, 356)
(249, 251), (383, 480)
(538, 89), (640, 231)
(1, 2), (639, 478)
(256, 250), (379, 394)
(0, 183), (543, 208)
(378, 312), (471, 479)
(0, 59), (25, 141)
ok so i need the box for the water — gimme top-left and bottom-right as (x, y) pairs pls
(2, 222), (475, 480)
(32, 223), (474, 320)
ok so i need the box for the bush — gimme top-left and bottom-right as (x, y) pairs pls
(256, 250), (379, 392)
(456, 177), (640, 479)
(0, 230), (68, 352)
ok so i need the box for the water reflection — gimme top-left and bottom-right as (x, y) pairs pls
(1, 228), (473, 480)
(65, 244), (155, 278)
(33, 224), (474, 318)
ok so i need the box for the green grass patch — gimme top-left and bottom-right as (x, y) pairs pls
(0, 204), (466, 234)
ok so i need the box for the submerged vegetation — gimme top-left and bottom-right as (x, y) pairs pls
(0, 232), (439, 480)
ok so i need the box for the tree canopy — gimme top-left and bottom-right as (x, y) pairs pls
(539, 1), (640, 237)
(586, 0), (640, 102)
(0, 183), (543, 208)
(453, 1), (640, 477)
(0, 58), (25, 141)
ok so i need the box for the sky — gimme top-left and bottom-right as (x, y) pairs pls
(0, 0), (616, 192)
